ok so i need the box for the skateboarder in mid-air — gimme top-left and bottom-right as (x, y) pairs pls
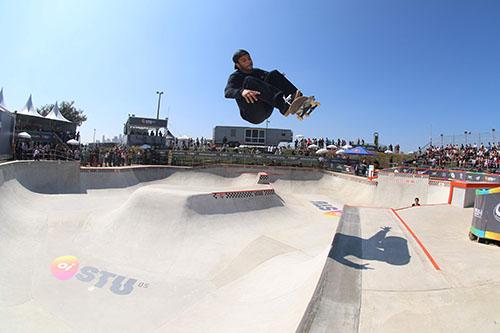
(224, 49), (319, 124)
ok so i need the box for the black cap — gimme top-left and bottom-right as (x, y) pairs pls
(232, 49), (250, 69)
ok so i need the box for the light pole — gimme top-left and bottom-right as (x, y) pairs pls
(440, 134), (444, 147)
(156, 91), (164, 119)
(93, 128), (96, 144)
(493, 128), (496, 144)
(265, 119), (270, 146)
(464, 130), (468, 145)
(156, 91), (164, 135)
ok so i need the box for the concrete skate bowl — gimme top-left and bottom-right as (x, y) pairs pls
(0, 161), (451, 332)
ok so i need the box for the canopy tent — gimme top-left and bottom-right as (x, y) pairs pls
(18, 132), (31, 139)
(326, 144), (337, 149)
(18, 95), (44, 118)
(342, 144), (352, 149)
(343, 146), (375, 156)
(67, 139), (79, 145)
(0, 88), (9, 112)
(177, 135), (191, 140)
(44, 102), (72, 123)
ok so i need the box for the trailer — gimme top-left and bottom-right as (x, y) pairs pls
(213, 126), (293, 147)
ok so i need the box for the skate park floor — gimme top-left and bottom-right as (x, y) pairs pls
(0, 161), (499, 332)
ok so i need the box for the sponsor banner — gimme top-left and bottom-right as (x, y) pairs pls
(128, 117), (167, 128)
(471, 190), (500, 239)
(387, 167), (500, 183)
(0, 110), (15, 159)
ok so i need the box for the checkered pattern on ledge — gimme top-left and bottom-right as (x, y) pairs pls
(212, 189), (275, 199)
(257, 172), (270, 184)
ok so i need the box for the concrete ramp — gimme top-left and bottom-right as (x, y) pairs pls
(374, 171), (430, 207)
(1, 161), (498, 332)
(0, 161), (337, 332)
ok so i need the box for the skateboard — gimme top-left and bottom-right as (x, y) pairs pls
(296, 96), (320, 120)
(284, 95), (320, 119)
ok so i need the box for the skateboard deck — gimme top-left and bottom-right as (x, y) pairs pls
(296, 96), (320, 120)
(284, 95), (308, 116)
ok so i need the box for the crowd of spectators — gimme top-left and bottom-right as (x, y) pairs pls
(15, 141), (80, 161)
(415, 143), (499, 172)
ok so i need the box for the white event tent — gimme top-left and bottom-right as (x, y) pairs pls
(18, 95), (44, 118)
(44, 102), (72, 123)
(0, 88), (9, 112)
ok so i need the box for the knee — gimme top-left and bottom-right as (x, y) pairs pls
(243, 76), (259, 84)
(242, 76), (261, 89)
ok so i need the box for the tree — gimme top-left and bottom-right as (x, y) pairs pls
(37, 101), (87, 126)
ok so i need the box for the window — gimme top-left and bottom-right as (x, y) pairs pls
(244, 128), (266, 144)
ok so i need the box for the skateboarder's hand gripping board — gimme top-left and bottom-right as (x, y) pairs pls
(242, 89), (260, 103)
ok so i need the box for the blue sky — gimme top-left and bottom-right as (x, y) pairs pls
(1, 0), (499, 150)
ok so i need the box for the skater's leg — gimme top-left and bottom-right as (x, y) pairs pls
(264, 70), (299, 99)
(242, 76), (290, 115)
(237, 99), (273, 124)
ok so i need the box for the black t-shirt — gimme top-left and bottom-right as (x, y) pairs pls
(224, 68), (268, 100)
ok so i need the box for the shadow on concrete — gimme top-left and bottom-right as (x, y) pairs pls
(329, 227), (410, 270)
(186, 192), (285, 215)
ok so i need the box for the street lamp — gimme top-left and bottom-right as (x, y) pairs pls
(156, 91), (164, 120)
(156, 91), (164, 135)
(493, 128), (496, 144)
(265, 119), (270, 146)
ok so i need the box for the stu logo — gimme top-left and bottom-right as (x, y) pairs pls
(51, 256), (148, 296)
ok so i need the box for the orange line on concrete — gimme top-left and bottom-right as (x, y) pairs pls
(390, 208), (441, 271)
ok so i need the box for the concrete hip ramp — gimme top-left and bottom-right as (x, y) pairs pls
(0, 161), (340, 332)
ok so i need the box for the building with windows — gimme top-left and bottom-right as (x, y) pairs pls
(212, 125), (293, 147)
(123, 116), (173, 147)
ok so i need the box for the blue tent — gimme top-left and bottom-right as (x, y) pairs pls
(342, 146), (375, 156)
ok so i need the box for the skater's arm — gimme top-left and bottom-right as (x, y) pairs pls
(225, 73), (260, 103)
(224, 73), (243, 99)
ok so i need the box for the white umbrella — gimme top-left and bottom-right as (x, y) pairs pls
(18, 132), (31, 139)
(139, 144), (151, 149)
(406, 151), (414, 154)
(336, 149), (345, 155)
(316, 148), (329, 155)
(326, 144), (337, 149)
(308, 144), (319, 150)
(67, 139), (79, 145)
(342, 144), (352, 149)
(384, 150), (393, 154)
(177, 135), (191, 140)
